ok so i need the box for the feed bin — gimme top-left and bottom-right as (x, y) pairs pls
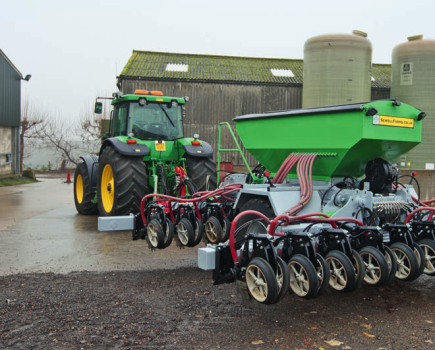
(303, 30), (372, 108)
(391, 34), (435, 169)
(234, 100), (423, 181)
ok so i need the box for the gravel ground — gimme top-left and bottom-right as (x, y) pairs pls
(2, 268), (435, 349)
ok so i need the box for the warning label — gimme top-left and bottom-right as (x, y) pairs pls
(373, 115), (414, 128)
(400, 62), (413, 86)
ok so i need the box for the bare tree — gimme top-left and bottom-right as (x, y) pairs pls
(22, 94), (113, 170)
(20, 98), (45, 171)
(32, 116), (80, 168)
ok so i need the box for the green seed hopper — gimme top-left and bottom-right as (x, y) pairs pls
(234, 100), (424, 181)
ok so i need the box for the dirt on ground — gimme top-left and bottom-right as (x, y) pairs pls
(2, 268), (435, 349)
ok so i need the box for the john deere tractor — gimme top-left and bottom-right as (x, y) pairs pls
(74, 90), (217, 216)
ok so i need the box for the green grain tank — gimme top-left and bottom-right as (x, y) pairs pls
(234, 100), (424, 182)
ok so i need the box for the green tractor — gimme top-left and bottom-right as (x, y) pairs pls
(74, 90), (217, 216)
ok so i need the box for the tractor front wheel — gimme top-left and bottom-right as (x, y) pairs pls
(97, 146), (147, 216)
(74, 161), (98, 215)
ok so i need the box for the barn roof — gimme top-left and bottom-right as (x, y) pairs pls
(120, 50), (391, 88)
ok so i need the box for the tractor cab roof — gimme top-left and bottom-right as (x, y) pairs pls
(112, 90), (186, 105)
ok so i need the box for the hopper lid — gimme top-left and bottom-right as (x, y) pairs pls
(408, 34), (424, 41)
(353, 30), (368, 38)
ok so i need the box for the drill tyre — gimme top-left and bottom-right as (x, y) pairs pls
(288, 254), (319, 299)
(274, 256), (290, 303)
(315, 253), (330, 297)
(326, 250), (356, 293)
(97, 146), (147, 216)
(418, 239), (435, 276)
(413, 242), (426, 278)
(384, 246), (398, 284)
(246, 257), (279, 305)
(390, 242), (419, 281)
(351, 250), (365, 290)
(236, 199), (274, 241)
(359, 246), (389, 286)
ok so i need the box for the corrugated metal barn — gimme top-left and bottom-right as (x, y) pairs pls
(0, 49), (22, 175)
(117, 51), (391, 167)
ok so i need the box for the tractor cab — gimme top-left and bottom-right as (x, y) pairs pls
(98, 90), (187, 141)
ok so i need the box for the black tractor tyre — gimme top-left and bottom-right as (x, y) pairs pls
(97, 146), (147, 216)
(236, 198), (274, 241)
(185, 155), (217, 192)
(74, 161), (98, 215)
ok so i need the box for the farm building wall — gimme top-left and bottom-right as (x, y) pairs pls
(0, 49), (22, 175)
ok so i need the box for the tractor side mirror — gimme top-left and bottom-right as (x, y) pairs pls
(94, 102), (103, 114)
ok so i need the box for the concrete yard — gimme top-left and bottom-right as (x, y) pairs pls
(1, 178), (435, 348)
(0, 179), (199, 276)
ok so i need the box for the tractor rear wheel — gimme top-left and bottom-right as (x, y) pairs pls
(74, 161), (98, 215)
(97, 146), (147, 216)
(185, 155), (217, 192)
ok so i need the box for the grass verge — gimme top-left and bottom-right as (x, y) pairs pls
(0, 176), (38, 187)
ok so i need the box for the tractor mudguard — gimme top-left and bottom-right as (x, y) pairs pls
(100, 138), (150, 157)
(80, 155), (98, 191)
(182, 141), (213, 157)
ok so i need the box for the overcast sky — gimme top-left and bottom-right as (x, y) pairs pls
(1, 0), (434, 121)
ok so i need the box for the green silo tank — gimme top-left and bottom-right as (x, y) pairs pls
(303, 30), (372, 108)
(391, 34), (435, 170)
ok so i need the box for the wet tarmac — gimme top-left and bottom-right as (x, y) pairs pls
(0, 179), (198, 276)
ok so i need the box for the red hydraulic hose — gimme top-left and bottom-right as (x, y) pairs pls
(268, 214), (292, 236)
(285, 154), (317, 217)
(404, 207), (435, 224)
(140, 183), (243, 226)
(290, 216), (364, 227)
(229, 210), (271, 264)
(422, 198), (435, 206)
(273, 153), (302, 184)
(268, 213), (339, 236)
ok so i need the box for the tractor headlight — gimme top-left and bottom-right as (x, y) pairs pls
(138, 98), (147, 106)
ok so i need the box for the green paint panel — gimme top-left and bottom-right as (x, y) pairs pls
(234, 100), (423, 180)
(114, 136), (195, 162)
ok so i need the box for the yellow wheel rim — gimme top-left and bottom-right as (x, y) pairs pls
(76, 174), (84, 204)
(101, 164), (114, 213)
